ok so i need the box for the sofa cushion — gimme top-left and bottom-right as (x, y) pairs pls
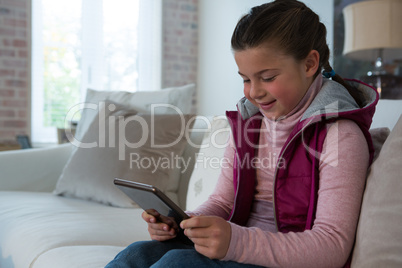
(54, 101), (194, 207)
(351, 115), (402, 267)
(32, 245), (124, 268)
(175, 116), (213, 208)
(75, 84), (195, 141)
(369, 127), (391, 161)
(186, 116), (230, 211)
(0, 192), (148, 268)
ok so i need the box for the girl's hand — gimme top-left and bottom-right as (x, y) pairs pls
(180, 216), (231, 259)
(141, 210), (177, 241)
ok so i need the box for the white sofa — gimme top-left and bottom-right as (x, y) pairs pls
(0, 115), (209, 268)
(1, 99), (402, 268)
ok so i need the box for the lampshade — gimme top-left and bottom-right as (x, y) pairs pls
(343, 0), (402, 62)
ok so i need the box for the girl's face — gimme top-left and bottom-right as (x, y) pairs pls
(234, 45), (318, 120)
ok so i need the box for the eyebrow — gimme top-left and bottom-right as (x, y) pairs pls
(238, 69), (278, 77)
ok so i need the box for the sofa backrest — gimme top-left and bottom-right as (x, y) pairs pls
(371, 99), (402, 130)
(176, 116), (210, 208)
(177, 115), (231, 210)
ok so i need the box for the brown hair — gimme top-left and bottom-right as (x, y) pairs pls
(231, 0), (364, 106)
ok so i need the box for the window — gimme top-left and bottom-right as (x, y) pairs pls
(31, 0), (161, 144)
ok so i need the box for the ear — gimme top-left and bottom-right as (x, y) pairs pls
(304, 50), (320, 77)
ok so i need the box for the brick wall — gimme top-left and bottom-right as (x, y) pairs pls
(0, 0), (196, 143)
(162, 0), (198, 112)
(0, 0), (30, 143)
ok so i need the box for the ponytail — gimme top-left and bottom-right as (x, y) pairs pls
(322, 62), (365, 107)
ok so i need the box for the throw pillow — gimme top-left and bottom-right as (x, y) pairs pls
(369, 127), (391, 161)
(74, 83), (195, 141)
(351, 115), (402, 267)
(54, 101), (194, 208)
(186, 116), (231, 211)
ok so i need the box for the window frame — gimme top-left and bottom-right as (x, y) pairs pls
(31, 0), (162, 145)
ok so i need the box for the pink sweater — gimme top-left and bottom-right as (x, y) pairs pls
(191, 76), (370, 268)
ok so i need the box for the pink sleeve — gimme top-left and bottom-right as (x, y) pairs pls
(223, 120), (370, 268)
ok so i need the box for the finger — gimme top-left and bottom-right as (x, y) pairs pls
(181, 216), (211, 229)
(151, 233), (177, 242)
(145, 209), (161, 218)
(158, 215), (176, 227)
(149, 227), (176, 237)
(142, 211), (157, 223)
(149, 223), (177, 237)
(148, 222), (174, 233)
(183, 226), (208, 239)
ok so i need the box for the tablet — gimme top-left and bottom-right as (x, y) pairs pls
(114, 178), (193, 245)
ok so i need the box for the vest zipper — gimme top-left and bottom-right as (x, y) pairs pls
(228, 150), (241, 222)
(272, 121), (313, 231)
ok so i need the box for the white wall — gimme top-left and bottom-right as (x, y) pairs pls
(196, 0), (334, 116)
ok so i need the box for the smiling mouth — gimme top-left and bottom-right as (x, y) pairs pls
(258, 100), (276, 110)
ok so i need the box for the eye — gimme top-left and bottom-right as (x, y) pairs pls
(262, 76), (276, 82)
(238, 73), (250, 84)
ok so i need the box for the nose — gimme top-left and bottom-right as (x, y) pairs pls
(249, 81), (266, 100)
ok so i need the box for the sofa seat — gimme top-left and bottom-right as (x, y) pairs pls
(32, 245), (125, 268)
(0, 192), (148, 268)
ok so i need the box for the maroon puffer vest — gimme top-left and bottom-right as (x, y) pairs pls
(226, 111), (334, 231)
(224, 79), (378, 267)
(225, 79), (378, 231)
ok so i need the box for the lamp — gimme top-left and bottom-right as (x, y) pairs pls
(343, 0), (402, 99)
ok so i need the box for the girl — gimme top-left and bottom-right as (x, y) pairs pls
(106, 0), (378, 267)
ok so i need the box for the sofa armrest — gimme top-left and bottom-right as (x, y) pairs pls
(0, 143), (72, 192)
